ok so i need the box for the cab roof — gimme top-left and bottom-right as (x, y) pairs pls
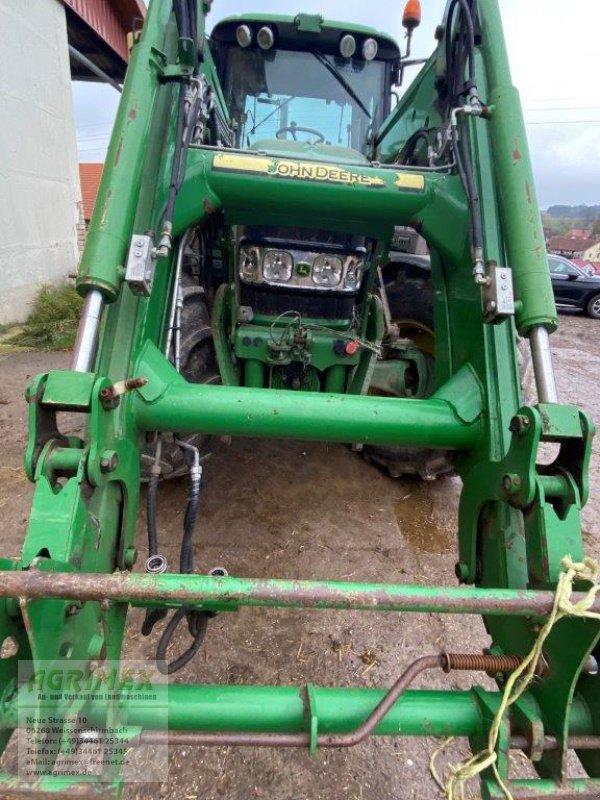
(210, 13), (401, 61)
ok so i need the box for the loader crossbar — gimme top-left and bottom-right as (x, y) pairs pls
(2, 567), (600, 617)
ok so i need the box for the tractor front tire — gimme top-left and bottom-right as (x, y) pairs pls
(140, 274), (219, 481)
(362, 259), (533, 479)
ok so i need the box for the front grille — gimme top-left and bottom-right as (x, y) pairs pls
(240, 284), (355, 321)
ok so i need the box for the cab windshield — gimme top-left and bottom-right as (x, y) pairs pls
(219, 47), (388, 154)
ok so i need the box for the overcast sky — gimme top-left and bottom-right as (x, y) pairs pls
(72, 0), (600, 208)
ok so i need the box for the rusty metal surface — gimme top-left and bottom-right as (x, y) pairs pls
(442, 652), (524, 673)
(63, 0), (145, 63)
(2, 568), (600, 617)
(132, 654), (547, 751)
(510, 736), (600, 752)
(133, 656), (441, 749)
(135, 731), (600, 752)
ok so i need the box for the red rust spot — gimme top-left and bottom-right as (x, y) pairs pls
(525, 180), (532, 205)
(512, 147), (522, 163)
(203, 198), (216, 214)
(128, 105), (138, 121)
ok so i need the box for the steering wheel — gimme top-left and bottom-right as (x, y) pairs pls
(275, 123), (325, 143)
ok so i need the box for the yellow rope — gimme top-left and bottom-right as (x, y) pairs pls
(433, 556), (600, 800)
(430, 736), (455, 792)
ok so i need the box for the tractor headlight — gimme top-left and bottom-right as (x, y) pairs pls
(263, 250), (293, 283)
(240, 245), (261, 281)
(257, 25), (275, 50)
(362, 37), (378, 61)
(344, 256), (363, 291)
(312, 255), (343, 287)
(339, 34), (357, 58)
(236, 24), (252, 48)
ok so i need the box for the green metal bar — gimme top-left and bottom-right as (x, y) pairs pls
(76, 0), (172, 301)
(480, 0), (557, 335)
(484, 778), (600, 798)
(539, 474), (571, 499)
(244, 359), (265, 388)
(134, 381), (480, 448)
(4, 682), (594, 741)
(325, 364), (347, 393)
(43, 447), (85, 474)
(2, 569), (599, 617)
(4, 685), (481, 739)
(106, 686), (594, 738)
(173, 147), (460, 239)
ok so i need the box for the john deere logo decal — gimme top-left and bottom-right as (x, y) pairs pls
(213, 153), (385, 188)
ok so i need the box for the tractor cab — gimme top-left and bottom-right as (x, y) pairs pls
(211, 14), (400, 161)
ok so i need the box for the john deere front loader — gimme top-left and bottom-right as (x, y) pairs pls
(1, 1), (599, 797)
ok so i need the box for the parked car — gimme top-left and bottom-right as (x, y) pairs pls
(548, 255), (600, 319)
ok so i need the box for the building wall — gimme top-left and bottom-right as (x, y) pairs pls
(0, 0), (81, 324)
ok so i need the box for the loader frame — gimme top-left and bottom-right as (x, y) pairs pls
(0, 1), (598, 798)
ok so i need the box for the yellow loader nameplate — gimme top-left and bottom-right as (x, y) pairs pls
(394, 173), (426, 192)
(212, 153), (426, 193)
(212, 152), (386, 188)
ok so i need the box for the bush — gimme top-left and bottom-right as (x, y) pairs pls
(12, 284), (83, 350)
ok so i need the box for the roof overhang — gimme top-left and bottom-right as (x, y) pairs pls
(63, 0), (146, 81)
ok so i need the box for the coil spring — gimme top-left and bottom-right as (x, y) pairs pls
(442, 653), (523, 674)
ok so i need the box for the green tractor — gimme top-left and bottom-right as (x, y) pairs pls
(1, 1), (598, 798)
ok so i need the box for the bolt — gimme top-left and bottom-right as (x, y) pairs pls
(509, 414), (530, 436)
(502, 473), (522, 495)
(124, 547), (138, 568)
(583, 655), (599, 675)
(123, 376), (148, 392)
(455, 561), (470, 583)
(100, 450), (119, 474)
(99, 387), (113, 401)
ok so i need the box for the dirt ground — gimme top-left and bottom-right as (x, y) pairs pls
(0, 312), (598, 799)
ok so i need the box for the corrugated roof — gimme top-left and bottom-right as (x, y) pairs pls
(64, 0), (146, 63)
(79, 163), (104, 221)
(548, 235), (598, 254)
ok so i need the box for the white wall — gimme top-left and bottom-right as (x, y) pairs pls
(0, 0), (81, 324)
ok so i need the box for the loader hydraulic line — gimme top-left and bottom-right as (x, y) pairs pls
(2, 0), (599, 798)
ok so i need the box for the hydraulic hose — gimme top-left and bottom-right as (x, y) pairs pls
(155, 442), (212, 675)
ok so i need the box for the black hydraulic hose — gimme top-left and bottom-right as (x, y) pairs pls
(445, 0), (476, 87)
(443, 0), (483, 262)
(156, 606), (209, 674)
(155, 461), (211, 675)
(180, 471), (201, 573)
(454, 0), (476, 86)
(454, 115), (482, 254)
(164, 85), (188, 226)
(187, 0), (200, 69)
(173, 0), (190, 39)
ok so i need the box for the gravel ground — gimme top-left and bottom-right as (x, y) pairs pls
(0, 311), (598, 799)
